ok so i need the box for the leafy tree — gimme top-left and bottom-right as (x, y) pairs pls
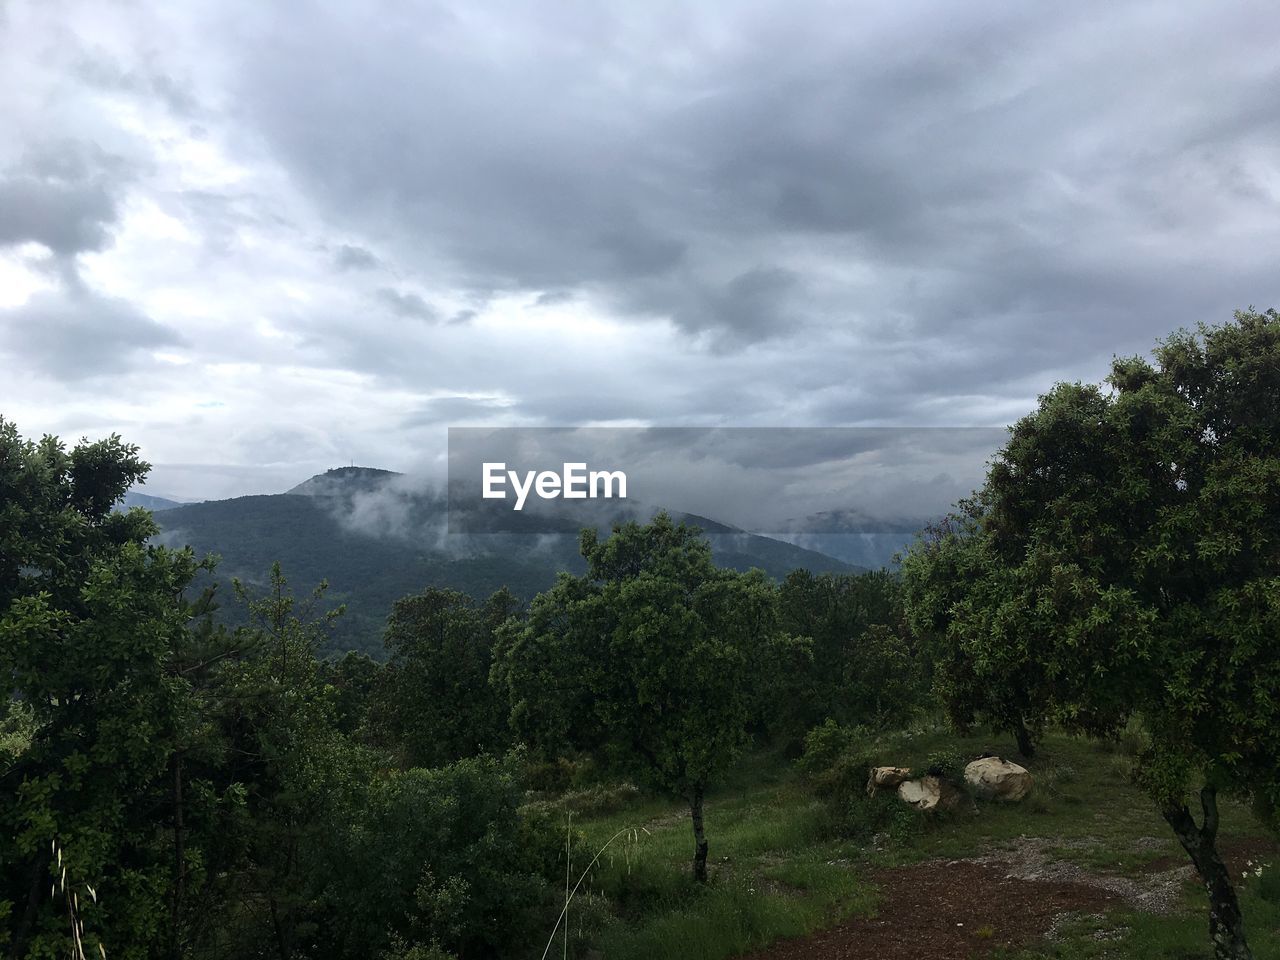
(374, 587), (518, 768)
(312, 753), (557, 960)
(901, 505), (1046, 757)
(0, 418), (207, 958)
(901, 310), (1280, 960)
(210, 565), (369, 960)
(494, 514), (799, 881)
(317, 650), (382, 738)
(776, 570), (923, 733)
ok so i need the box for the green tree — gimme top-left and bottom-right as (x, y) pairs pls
(312, 753), (555, 960)
(211, 565), (367, 960)
(317, 651), (382, 738)
(494, 514), (799, 882)
(776, 570), (923, 734)
(374, 587), (518, 768)
(901, 505), (1046, 757)
(901, 310), (1280, 960)
(0, 418), (206, 958)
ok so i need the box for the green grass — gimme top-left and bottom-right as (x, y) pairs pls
(540, 725), (1278, 960)
(994, 888), (1280, 960)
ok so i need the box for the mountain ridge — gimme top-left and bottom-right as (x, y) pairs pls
(149, 467), (866, 657)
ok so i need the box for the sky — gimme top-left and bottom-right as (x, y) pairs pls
(1, 0), (1278, 503)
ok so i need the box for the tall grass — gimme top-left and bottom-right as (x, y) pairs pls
(540, 821), (650, 960)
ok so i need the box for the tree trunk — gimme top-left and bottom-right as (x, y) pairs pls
(690, 785), (709, 883)
(1014, 719), (1036, 759)
(1162, 786), (1253, 960)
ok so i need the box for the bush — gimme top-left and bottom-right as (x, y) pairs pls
(314, 753), (557, 959)
(795, 720), (926, 847)
(838, 790), (922, 845)
(797, 720), (870, 792)
(923, 748), (970, 783)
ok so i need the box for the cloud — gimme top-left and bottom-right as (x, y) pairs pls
(0, 142), (129, 256)
(333, 242), (380, 270)
(374, 286), (438, 322)
(401, 395), (511, 426)
(0, 285), (186, 381)
(2, 0), (1279, 503)
(214, 1), (1280, 357)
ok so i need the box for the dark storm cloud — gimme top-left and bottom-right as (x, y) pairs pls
(0, 140), (141, 260)
(0, 176), (116, 254)
(71, 53), (200, 118)
(0, 285), (187, 381)
(221, 0), (1280, 362)
(0, 157), (121, 257)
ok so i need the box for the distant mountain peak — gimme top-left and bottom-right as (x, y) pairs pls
(287, 466), (403, 496)
(118, 490), (188, 512)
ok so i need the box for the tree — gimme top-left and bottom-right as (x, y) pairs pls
(776, 570), (923, 734)
(317, 651), (382, 738)
(312, 753), (556, 960)
(374, 587), (518, 768)
(0, 418), (207, 958)
(901, 310), (1280, 960)
(901, 505), (1048, 757)
(211, 564), (365, 960)
(493, 514), (798, 882)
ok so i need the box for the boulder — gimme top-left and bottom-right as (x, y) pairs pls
(896, 775), (969, 813)
(964, 756), (1033, 801)
(866, 766), (913, 797)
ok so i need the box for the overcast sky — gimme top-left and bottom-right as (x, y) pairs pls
(1, 1), (1278, 502)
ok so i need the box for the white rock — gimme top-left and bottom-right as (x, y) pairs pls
(964, 756), (1033, 801)
(865, 765), (913, 797)
(896, 775), (969, 813)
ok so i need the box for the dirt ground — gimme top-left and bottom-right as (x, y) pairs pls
(743, 860), (1115, 959)
(743, 835), (1280, 960)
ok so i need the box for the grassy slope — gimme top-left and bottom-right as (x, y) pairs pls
(544, 729), (1278, 960)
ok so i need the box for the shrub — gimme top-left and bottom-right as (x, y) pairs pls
(923, 748), (970, 783)
(796, 720), (869, 790)
(839, 790), (921, 845)
(314, 753), (557, 959)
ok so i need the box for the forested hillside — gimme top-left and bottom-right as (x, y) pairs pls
(153, 470), (862, 655)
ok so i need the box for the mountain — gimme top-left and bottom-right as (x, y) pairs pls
(120, 490), (188, 511)
(152, 467), (864, 657)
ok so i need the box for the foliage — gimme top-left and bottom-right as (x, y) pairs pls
(373, 587), (519, 768)
(493, 513), (804, 880)
(795, 720), (869, 791)
(314, 753), (557, 960)
(317, 650), (382, 737)
(776, 571), (926, 734)
(0, 417), (209, 957)
(901, 309), (1280, 959)
(0, 700), (36, 773)
(923, 748), (969, 783)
